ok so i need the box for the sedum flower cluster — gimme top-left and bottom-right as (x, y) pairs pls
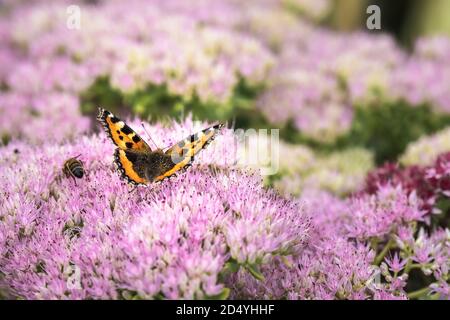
(365, 152), (450, 217)
(273, 144), (374, 197)
(257, 31), (450, 144)
(228, 185), (449, 300)
(0, 0), (277, 143)
(400, 127), (450, 166)
(0, 118), (310, 299)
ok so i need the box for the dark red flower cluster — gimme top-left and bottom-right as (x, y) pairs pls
(426, 152), (450, 195)
(364, 152), (450, 216)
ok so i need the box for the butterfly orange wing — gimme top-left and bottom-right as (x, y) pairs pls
(154, 123), (224, 182)
(98, 108), (151, 185)
(114, 149), (149, 185)
(97, 108), (151, 152)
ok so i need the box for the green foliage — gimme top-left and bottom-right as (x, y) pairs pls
(128, 77), (263, 122)
(280, 120), (340, 152)
(80, 77), (450, 166)
(205, 288), (230, 300)
(341, 101), (450, 164)
(1, 134), (10, 146)
(80, 77), (263, 124)
(245, 264), (265, 281)
(276, 101), (450, 165)
(222, 259), (241, 274)
(432, 197), (450, 229)
(80, 77), (125, 116)
(129, 83), (235, 121)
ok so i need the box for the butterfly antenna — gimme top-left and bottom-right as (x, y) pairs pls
(141, 122), (160, 150)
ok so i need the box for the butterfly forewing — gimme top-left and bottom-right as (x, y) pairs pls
(97, 108), (151, 152)
(155, 123), (224, 182)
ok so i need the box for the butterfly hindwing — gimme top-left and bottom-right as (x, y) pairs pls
(114, 148), (149, 185)
(97, 108), (151, 152)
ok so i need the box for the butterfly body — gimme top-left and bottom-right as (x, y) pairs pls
(115, 148), (175, 183)
(97, 108), (223, 185)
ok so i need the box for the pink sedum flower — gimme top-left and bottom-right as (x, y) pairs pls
(0, 118), (310, 299)
(347, 185), (426, 240)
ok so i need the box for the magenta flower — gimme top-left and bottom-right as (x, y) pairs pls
(391, 36), (450, 113)
(227, 190), (407, 300)
(430, 281), (449, 299)
(0, 0), (277, 144)
(0, 118), (310, 299)
(347, 184), (426, 240)
(365, 151), (450, 218)
(384, 253), (408, 274)
(228, 181), (448, 300)
(256, 30), (406, 143)
(1, 0), (449, 301)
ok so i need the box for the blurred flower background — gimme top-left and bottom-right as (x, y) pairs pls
(0, 0), (449, 300)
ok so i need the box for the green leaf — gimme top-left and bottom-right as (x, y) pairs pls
(342, 102), (450, 164)
(224, 260), (240, 273)
(246, 264), (265, 281)
(280, 256), (293, 268)
(205, 288), (230, 300)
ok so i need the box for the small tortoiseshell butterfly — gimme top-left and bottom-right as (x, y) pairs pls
(97, 108), (224, 185)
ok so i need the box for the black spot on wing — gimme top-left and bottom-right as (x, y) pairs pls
(132, 135), (141, 143)
(124, 150), (138, 163)
(121, 125), (133, 135)
(125, 142), (134, 149)
(110, 116), (120, 123)
(119, 136), (124, 140)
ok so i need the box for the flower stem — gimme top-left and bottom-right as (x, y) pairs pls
(405, 263), (429, 273)
(370, 238), (379, 251)
(374, 239), (394, 265)
(407, 287), (430, 299)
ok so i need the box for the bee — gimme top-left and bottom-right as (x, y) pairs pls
(63, 155), (85, 180)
